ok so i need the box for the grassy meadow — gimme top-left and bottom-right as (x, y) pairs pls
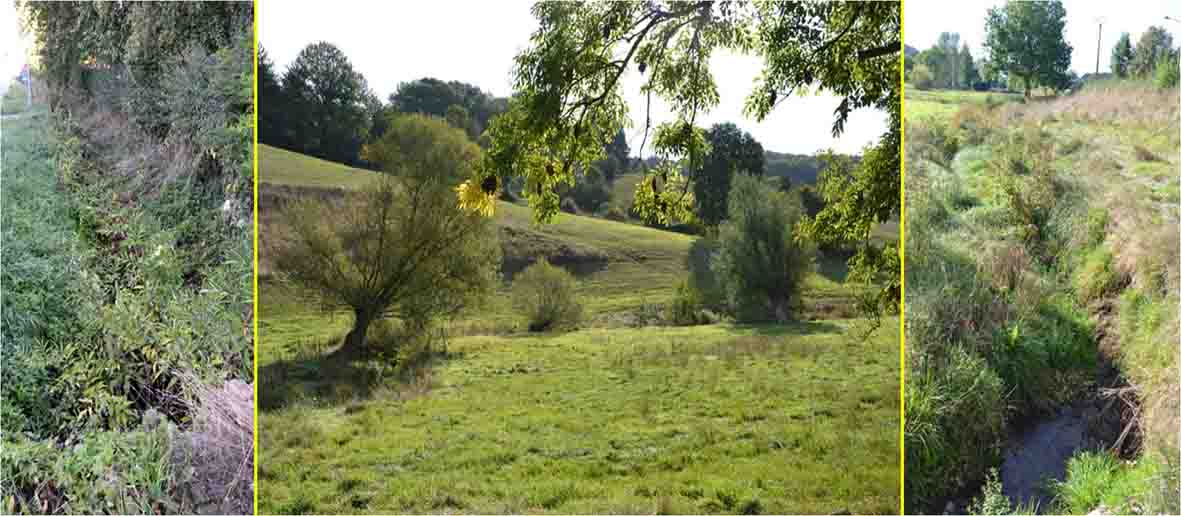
(257, 145), (900, 514)
(904, 84), (1179, 513)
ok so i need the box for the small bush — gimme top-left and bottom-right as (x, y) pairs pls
(1074, 245), (1120, 302)
(950, 105), (995, 147)
(686, 237), (726, 311)
(603, 205), (628, 221)
(713, 174), (815, 322)
(560, 197), (580, 214)
(563, 172), (612, 213)
(665, 279), (714, 326)
(512, 259), (583, 332)
(968, 469), (1014, 515)
(1155, 56), (1179, 89)
(910, 63), (935, 90)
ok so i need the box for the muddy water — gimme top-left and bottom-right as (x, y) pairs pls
(1000, 406), (1092, 509)
(997, 389), (1129, 512)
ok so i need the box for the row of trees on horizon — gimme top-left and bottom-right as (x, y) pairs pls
(255, 41), (837, 226)
(905, 2), (1179, 95)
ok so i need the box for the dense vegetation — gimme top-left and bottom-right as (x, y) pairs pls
(269, 115), (501, 354)
(475, 1), (900, 317)
(904, 79), (1179, 514)
(256, 143), (898, 513)
(2, 3), (253, 513)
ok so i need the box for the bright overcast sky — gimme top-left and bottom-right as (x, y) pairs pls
(905, 0), (1179, 75)
(260, 0), (888, 156)
(0, 1), (28, 79)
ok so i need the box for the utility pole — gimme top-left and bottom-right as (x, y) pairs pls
(1095, 18), (1105, 75)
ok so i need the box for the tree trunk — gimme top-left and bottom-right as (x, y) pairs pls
(341, 308), (374, 356)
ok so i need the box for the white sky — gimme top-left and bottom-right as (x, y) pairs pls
(905, 0), (1179, 75)
(0, 1), (29, 79)
(260, 0), (889, 156)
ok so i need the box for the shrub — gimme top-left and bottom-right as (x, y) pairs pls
(910, 63), (935, 90)
(560, 197), (580, 214)
(272, 115), (501, 354)
(1074, 245), (1121, 302)
(949, 105), (995, 147)
(967, 469), (1014, 515)
(905, 347), (1007, 513)
(563, 172), (612, 213)
(686, 237), (726, 311)
(512, 259), (583, 332)
(713, 174), (815, 322)
(1155, 56), (1179, 89)
(665, 279), (715, 326)
(603, 205), (628, 221)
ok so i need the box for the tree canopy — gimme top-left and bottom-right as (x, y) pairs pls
(271, 115), (500, 353)
(470, 0), (899, 312)
(278, 42), (374, 165)
(388, 78), (508, 140)
(1130, 26), (1175, 78)
(983, 1), (1073, 98)
(694, 122), (765, 227)
(1111, 33), (1134, 78)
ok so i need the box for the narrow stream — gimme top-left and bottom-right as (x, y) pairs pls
(1000, 405), (1092, 509)
(997, 374), (1130, 512)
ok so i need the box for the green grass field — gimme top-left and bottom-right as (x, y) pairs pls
(258, 145), (900, 514)
(903, 87), (1022, 122)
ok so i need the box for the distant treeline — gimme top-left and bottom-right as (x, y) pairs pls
(907, 25), (1178, 93)
(258, 42), (511, 168)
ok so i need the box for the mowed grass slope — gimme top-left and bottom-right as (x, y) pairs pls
(258, 144), (899, 514)
(259, 144), (864, 333)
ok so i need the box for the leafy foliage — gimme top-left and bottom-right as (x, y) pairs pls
(983, 1), (1073, 97)
(1130, 26), (1175, 78)
(1111, 32), (1134, 79)
(271, 115), (501, 353)
(388, 77), (508, 141)
(511, 259), (584, 332)
(1156, 54), (1180, 89)
(482, 0), (899, 312)
(694, 122), (765, 227)
(713, 174), (815, 322)
(4, 1), (253, 508)
(277, 42), (374, 165)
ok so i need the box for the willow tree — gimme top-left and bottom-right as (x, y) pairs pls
(458, 1), (900, 314)
(272, 115), (500, 353)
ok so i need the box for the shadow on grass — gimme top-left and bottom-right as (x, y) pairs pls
(734, 320), (846, 337)
(258, 335), (460, 412)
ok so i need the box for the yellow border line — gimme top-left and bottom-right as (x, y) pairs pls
(899, 0), (907, 512)
(252, 0), (260, 513)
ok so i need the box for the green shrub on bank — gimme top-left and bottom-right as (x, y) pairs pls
(513, 259), (583, 332)
(713, 174), (815, 322)
(906, 346), (1007, 511)
(1155, 56), (1179, 89)
(1074, 245), (1119, 302)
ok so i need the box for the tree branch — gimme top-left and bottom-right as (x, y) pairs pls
(857, 40), (900, 60)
